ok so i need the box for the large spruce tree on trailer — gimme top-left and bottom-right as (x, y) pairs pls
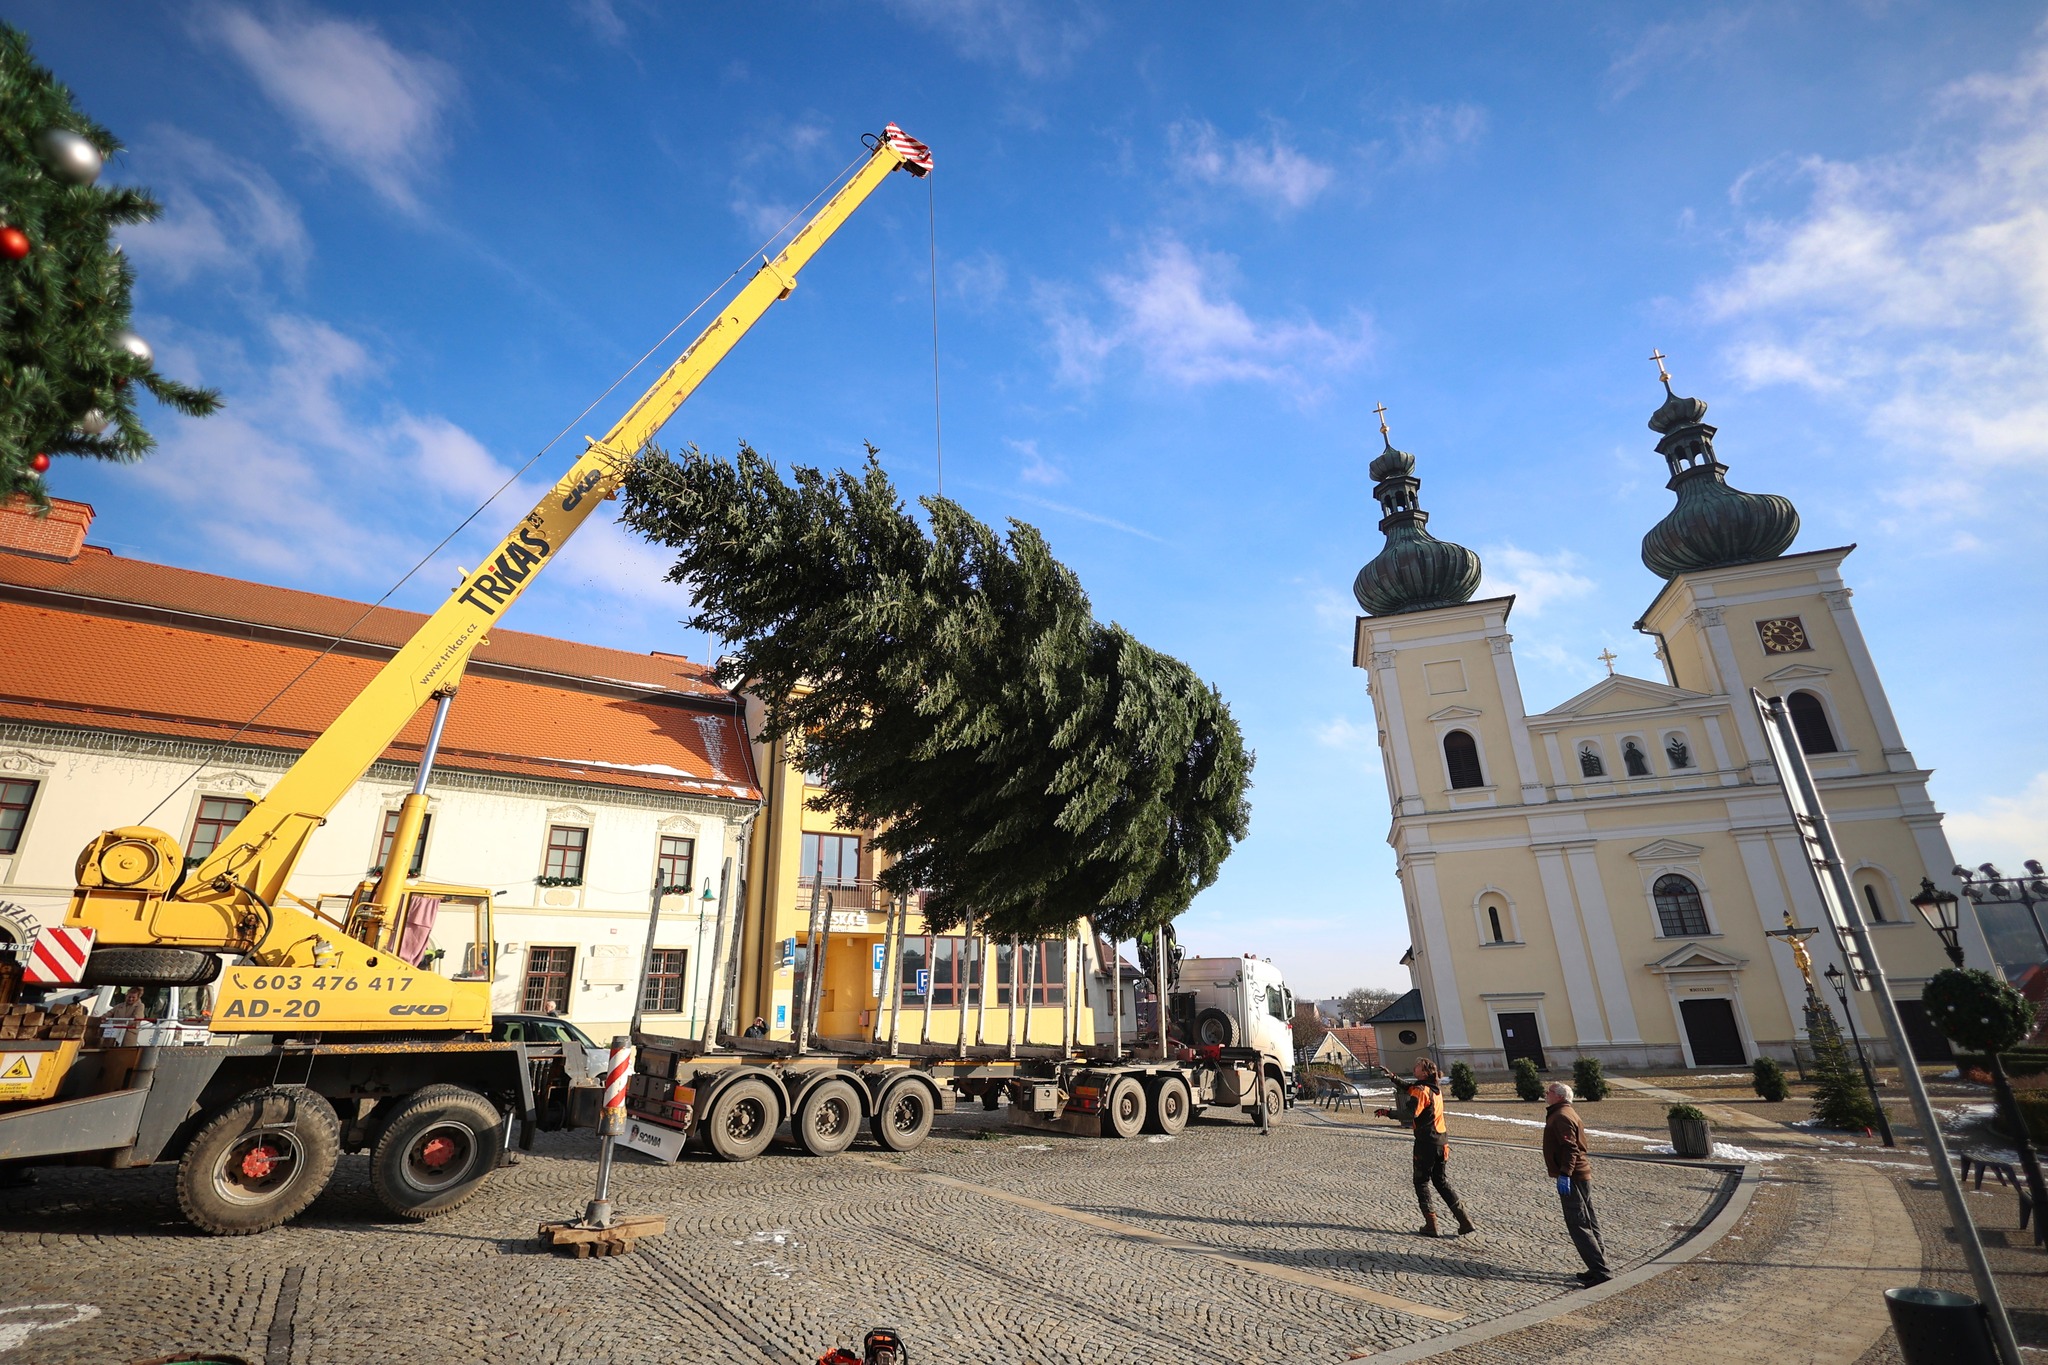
(0, 24), (218, 501)
(618, 444), (1252, 942)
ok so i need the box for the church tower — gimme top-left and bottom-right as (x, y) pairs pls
(1352, 376), (1991, 1074)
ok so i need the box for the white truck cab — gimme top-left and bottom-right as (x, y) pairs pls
(1174, 954), (1295, 1092)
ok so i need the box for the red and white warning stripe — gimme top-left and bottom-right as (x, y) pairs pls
(24, 925), (94, 985)
(604, 1039), (632, 1116)
(882, 122), (933, 175)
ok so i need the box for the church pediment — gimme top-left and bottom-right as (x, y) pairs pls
(1648, 942), (1748, 973)
(1426, 705), (1484, 722)
(1762, 662), (1833, 682)
(1538, 674), (1709, 719)
(1630, 838), (1706, 862)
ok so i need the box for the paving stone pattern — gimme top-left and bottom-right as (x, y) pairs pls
(0, 1105), (1726, 1364)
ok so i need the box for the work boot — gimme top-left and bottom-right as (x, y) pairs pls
(1445, 1193), (1476, 1235)
(1415, 1208), (1440, 1238)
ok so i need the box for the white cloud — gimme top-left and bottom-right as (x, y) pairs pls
(1168, 121), (1334, 212)
(1947, 773), (2048, 871)
(1476, 544), (1596, 617)
(1702, 42), (2048, 498)
(948, 249), (1009, 306)
(202, 4), (456, 212)
(1315, 716), (1376, 751)
(576, 0), (629, 44)
(884, 0), (1102, 78)
(1390, 103), (1488, 167)
(1044, 238), (1370, 399)
(1607, 11), (1752, 103)
(120, 129), (308, 286)
(1008, 437), (1064, 486)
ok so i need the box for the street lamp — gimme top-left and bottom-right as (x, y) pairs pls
(1953, 861), (2048, 968)
(1911, 878), (1965, 966)
(687, 878), (716, 1035)
(1822, 962), (1895, 1147)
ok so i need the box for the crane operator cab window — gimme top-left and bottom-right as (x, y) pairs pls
(399, 890), (492, 977)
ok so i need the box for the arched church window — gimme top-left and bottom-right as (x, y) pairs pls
(1623, 741), (1650, 777)
(1487, 905), (1505, 943)
(1862, 882), (1887, 923)
(1665, 734), (1692, 769)
(1578, 744), (1605, 778)
(1788, 691), (1838, 755)
(1652, 874), (1710, 937)
(1444, 731), (1484, 789)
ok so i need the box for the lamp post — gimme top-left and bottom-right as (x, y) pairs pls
(1915, 876), (2048, 1249)
(687, 879), (715, 1035)
(1821, 963), (1895, 1147)
(1955, 860), (2048, 976)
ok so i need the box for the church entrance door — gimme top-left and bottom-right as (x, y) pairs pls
(1679, 998), (1746, 1066)
(1497, 1012), (1544, 1069)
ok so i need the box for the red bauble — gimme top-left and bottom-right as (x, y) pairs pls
(0, 227), (28, 260)
(30, 452), (50, 473)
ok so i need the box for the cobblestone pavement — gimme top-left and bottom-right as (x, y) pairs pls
(0, 1103), (1730, 1364)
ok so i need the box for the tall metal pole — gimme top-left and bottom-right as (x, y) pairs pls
(956, 915), (973, 1060)
(794, 846), (826, 1051)
(688, 878), (711, 1037)
(1110, 935), (1122, 1062)
(882, 893), (906, 1056)
(629, 871), (664, 1038)
(918, 929), (936, 1047)
(700, 857), (734, 1048)
(1021, 940), (1037, 1047)
(972, 928), (990, 1049)
(1060, 927), (1074, 1054)
(1760, 692), (2021, 1365)
(1005, 935), (1020, 1059)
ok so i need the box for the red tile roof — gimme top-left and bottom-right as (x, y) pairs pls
(0, 500), (759, 802)
(1327, 1026), (1382, 1064)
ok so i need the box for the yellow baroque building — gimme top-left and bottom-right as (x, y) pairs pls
(1350, 378), (1994, 1074)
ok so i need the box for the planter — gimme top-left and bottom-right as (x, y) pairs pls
(1668, 1116), (1712, 1158)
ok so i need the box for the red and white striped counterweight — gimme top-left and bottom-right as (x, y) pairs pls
(601, 1037), (632, 1136)
(23, 926), (94, 985)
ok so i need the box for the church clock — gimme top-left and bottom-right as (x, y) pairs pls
(1757, 616), (1810, 654)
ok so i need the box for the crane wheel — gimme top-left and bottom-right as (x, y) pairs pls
(870, 1081), (935, 1152)
(82, 946), (220, 987)
(1193, 1007), (1239, 1048)
(1144, 1075), (1191, 1136)
(1100, 1077), (1148, 1140)
(794, 1078), (862, 1157)
(369, 1084), (504, 1219)
(176, 1086), (340, 1236)
(702, 1077), (780, 1162)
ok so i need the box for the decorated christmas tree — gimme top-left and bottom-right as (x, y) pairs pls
(0, 23), (218, 501)
(618, 443), (1253, 941)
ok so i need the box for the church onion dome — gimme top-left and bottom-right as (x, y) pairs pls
(1352, 412), (1482, 616)
(1638, 365), (1799, 581)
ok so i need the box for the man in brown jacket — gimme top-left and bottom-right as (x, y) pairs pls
(1543, 1081), (1611, 1286)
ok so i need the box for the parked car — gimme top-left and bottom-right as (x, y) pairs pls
(490, 1014), (608, 1082)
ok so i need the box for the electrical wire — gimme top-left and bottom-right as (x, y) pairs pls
(136, 152), (872, 828)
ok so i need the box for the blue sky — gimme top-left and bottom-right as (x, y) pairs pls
(21, 3), (2048, 994)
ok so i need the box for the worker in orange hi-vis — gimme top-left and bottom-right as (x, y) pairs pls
(1377, 1057), (1477, 1238)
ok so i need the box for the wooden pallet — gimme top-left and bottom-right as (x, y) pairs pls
(537, 1214), (666, 1258)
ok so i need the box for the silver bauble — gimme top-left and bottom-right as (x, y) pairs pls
(39, 128), (103, 186)
(112, 330), (152, 367)
(77, 408), (109, 436)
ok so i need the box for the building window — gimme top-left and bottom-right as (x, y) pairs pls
(542, 825), (587, 884)
(800, 832), (862, 887)
(188, 795), (254, 861)
(0, 779), (37, 855)
(1398, 1028), (1419, 1046)
(1443, 730), (1484, 789)
(1665, 735), (1692, 769)
(521, 946), (575, 1013)
(1487, 905), (1505, 943)
(996, 938), (1067, 1006)
(1788, 691), (1838, 754)
(1653, 874), (1711, 937)
(642, 948), (686, 1012)
(1578, 744), (1605, 778)
(1862, 882), (1887, 924)
(374, 810), (432, 877)
(1622, 741), (1650, 777)
(655, 836), (695, 894)
(900, 934), (982, 1008)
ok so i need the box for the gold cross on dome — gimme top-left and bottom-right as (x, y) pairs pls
(1598, 648), (1618, 675)
(1373, 402), (1391, 441)
(1649, 349), (1673, 389)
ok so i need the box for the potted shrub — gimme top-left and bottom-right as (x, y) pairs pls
(1572, 1056), (1609, 1101)
(1751, 1056), (1789, 1102)
(1667, 1102), (1712, 1157)
(1448, 1061), (1478, 1101)
(1512, 1057), (1545, 1102)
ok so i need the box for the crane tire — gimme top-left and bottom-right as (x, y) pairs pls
(1100, 1077), (1148, 1139)
(1193, 1008), (1239, 1048)
(871, 1080), (935, 1153)
(1144, 1074), (1191, 1135)
(702, 1078), (780, 1162)
(81, 947), (220, 987)
(794, 1078), (863, 1157)
(369, 1084), (503, 1220)
(176, 1086), (339, 1236)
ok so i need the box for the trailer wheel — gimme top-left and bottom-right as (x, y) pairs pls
(176, 1086), (339, 1236)
(82, 946), (220, 987)
(871, 1081), (935, 1152)
(1193, 1008), (1239, 1047)
(1145, 1075), (1190, 1135)
(370, 1084), (504, 1219)
(1101, 1077), (1148, 1139)
(703, 1078), (779, 1162)
(794, 1078), (862, 1157)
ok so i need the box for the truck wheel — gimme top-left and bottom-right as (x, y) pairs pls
(980, 1084), (1003, 1111)
(703, 1078), (779, 1162)
(370, 1084), (503, 1220)
(795, 1078), (862, 1157)
(1194, 1008), (1239, 1047)
(1261, 1076), (1286, 1123)
(82, 946), (220, 987)
(1145, 1075), (1190, 1135)
(176, 1086), (339, 1236)
(871, 1081), (935, 1152)
(1101, 1077), (1148, 1139)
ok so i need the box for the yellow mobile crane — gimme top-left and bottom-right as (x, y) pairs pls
(0, 124), (932, 1234)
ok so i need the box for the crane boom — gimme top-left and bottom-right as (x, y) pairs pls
(68, 125), (931, 955)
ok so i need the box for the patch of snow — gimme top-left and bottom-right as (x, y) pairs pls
(1640, 1141), (1784, 1162)
(693, 714), (734, 775)
(1145, 1135), (1176, 1144)
(541, 755), (696, 778)
(1015, 1143), (1051, 1151)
